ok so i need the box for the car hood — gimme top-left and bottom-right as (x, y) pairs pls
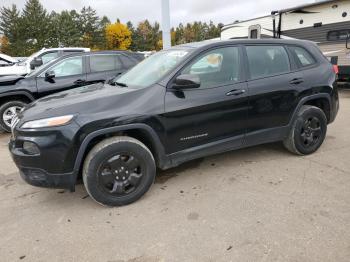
(0, 75), (24, 86)
(20, 83), (159, 124)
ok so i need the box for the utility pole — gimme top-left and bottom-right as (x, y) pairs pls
(161, 0), (171, 49)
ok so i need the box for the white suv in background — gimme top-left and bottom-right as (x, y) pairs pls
(0, 47), (90, 77)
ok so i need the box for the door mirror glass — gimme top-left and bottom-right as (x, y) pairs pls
(45, 70), (55, 79)
(30, 58), (43, 70)
(173, 74), (201, 89)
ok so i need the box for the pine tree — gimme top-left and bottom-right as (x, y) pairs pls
(49, 10), (81, 47)
(21, 0), (51, 55)
(78, 6), (99, 48)
(0, 4), (22, 55)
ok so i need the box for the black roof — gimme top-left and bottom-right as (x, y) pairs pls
(175, 39), (315, 50)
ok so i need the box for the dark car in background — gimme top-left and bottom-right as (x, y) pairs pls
(0, 51), (143, 132)
(9, 39), (339, 207)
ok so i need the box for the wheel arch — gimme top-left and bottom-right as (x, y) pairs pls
(0, 91), (35, 105)
(71, 124), (169, 189)
(289, 93), (331, 126)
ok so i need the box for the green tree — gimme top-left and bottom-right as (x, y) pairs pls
(78, 6), (99, 48)
(48, 10), (81, 47)
(21, 0), (51, 55)
(0, 4), (22, 55)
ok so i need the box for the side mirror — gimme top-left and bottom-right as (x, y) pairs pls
(173, 74), (201, 89)
(45, 71), (55, 80)
(30, 57), (43, 70)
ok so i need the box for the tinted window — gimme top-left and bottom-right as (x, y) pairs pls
(327, 30), (350, 41)
(90, 55), (117, 72)
(289, 46), (316, 67)
(50, 56), (83, 77)
(250, 29), (258, 39)
(246, 45), (290, 79)
(120, 55), (137, 68)
(39, 51), (59, 64)
(181, 46), (240, 89)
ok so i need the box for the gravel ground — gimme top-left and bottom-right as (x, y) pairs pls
(0, 89), (349, 262)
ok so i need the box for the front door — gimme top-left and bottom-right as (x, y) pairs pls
(163, 46), (249, 154)
(36, 55), (87, 97)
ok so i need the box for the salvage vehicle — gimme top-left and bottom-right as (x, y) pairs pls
(9, 39), (339, 206)
(0, 47), (90, 77)
(0, 53), (18, 67)
(0, 51), (143, 132)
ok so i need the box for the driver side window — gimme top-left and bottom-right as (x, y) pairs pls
(49, 56), (83, 77)
(181, 46), (240, 89)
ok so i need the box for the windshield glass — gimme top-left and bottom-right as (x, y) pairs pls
(114, 49), (191, 88)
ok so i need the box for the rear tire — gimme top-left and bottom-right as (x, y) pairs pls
(283, 105), (327, 155)
(83, 136), (156, 207)
(0, 101), (27, 132)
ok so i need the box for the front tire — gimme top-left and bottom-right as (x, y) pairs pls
(83, 136), (156, 207)
(283, 105), (327, 155)
(0, 101), (27, 132)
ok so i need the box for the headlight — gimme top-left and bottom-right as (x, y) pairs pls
(21, 115), (74, 129)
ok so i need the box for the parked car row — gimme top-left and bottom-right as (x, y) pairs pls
(0, 47), (91, 77)
(0, 50), (143, 132)
(9, 39), (339, 206)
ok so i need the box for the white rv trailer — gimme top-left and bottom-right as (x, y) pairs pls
(221, 0), (350, 83)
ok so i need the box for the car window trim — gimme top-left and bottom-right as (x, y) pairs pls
(286, 45), (318, 70)
(166, 44), (246, 91)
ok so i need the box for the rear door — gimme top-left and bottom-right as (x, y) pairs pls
(244, 45), (305, 144)
(86, 54), (124, 85)
(36, 55), (87, 97)
(163, 45), (249, 154)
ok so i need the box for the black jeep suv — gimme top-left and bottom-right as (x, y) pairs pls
(9, 39), (339, 206)
(0, 51), (142, 132)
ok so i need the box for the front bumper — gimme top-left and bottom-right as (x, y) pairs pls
(19, 167), (74, 190)
(9, 122), (81, 191)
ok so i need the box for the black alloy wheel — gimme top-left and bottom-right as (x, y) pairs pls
(83, 136), (156, 206)
(98, 153), (144, 196)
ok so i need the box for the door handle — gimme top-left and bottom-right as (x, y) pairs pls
(74, 79), (86, 85)
(289, 78), (304, 85)
(226, 89), (246, 96)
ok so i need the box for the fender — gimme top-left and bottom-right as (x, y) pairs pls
(0, 91), (35, 102)
(288, 93), (331, 127)
(71, 123), (170, 190)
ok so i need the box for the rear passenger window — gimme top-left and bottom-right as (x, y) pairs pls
(90, 55), (117, 72)
(289, 46), (316, 68)
(246, 45), (290, 79)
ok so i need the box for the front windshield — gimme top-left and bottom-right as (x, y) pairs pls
(114, 49), (191, 88)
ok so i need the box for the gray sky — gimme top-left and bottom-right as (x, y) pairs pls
(2, 0), (315, 27)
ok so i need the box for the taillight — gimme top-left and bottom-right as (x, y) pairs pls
(333, 65), (339, 74)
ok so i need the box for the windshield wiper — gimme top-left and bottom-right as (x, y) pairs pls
(114, 82), (128, 87)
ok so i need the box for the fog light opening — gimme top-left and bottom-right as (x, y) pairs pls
(23, 141), (40, 155)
